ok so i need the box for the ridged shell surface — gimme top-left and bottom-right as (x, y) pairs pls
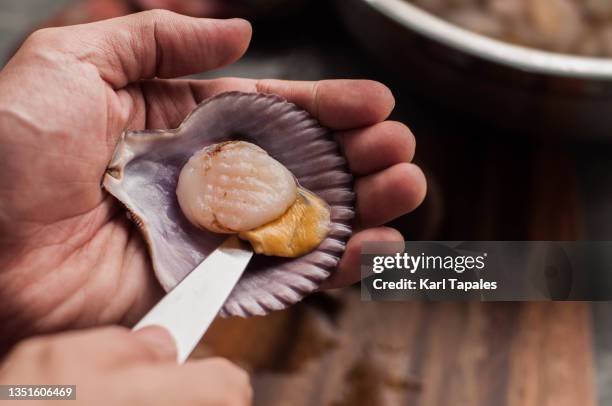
(103, 92), (355, 317)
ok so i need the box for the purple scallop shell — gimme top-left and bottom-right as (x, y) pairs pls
(103, 92), (355, 317)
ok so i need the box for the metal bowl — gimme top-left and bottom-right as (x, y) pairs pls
(335, 0), (612, 138)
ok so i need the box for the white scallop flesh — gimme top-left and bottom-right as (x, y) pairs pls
(176, 141), (298, 234)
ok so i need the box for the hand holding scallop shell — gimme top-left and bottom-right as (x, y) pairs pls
(104, 86), (426, 316)
(0, 10), (424, 332)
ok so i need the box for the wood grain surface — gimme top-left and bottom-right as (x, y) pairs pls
(196, 294), (594, 406)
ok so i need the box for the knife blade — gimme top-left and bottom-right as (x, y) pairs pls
(132, 235), (254, 363)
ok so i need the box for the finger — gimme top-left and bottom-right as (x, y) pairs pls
(81, 326), (175, 365)
(27, 11), (252, 89)
(137, 0), (246, 17)
(336, 121), (416, 176)
(11, 326), (176, 370)
(256, 79), (395, 129)
(80, 326), (176, 365)
(356, 163), (427, 228)
(134, 77), (395, 130)
(125, 357), (252, 406)
(322, 227), (405, 289)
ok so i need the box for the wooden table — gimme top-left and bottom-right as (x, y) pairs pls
(197, 297), (593, 406)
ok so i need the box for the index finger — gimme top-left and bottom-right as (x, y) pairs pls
(255, 79), (395, 130)
(141, 77), (396, 131)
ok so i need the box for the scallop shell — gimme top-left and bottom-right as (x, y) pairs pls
(103, 92), (355, 317)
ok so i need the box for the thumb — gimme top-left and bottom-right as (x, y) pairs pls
(25, 10), (252, 89)
(65, 326), (178, 365)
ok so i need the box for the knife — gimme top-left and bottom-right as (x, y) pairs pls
(132, 235), (254, 363)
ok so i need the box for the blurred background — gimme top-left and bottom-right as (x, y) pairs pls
(2, 0), (612, 405)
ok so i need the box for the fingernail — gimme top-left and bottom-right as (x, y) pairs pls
(133, 326), (177, 361)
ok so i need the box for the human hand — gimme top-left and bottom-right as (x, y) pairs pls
(0, 326), (251, 405)
(0, 10), (426, 346)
